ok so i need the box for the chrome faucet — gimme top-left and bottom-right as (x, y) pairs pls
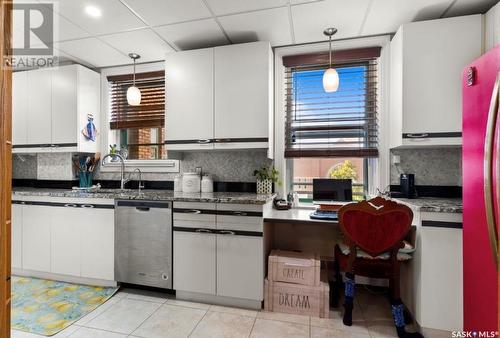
(131, 168), (144, 194)
(101, 153), (130, 190)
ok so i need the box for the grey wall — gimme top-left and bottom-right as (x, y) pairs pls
(390, 148), (462, 186)
(13, 150), (272, 182)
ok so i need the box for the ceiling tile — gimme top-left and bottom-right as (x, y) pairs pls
(154, 19), (229, 50)
(218, 7), (292, 46)
(122, 0), (211, 26)
(56, 38), (131, 68)
(291, 0), (371, 43)
(361, 0), (453, 35)
(53, 0), (146, 35)
(53, 14), (91, 42)
(443, 0), (498, 17)
(100, 29), (175, 63)
(205, 0), (287, 16)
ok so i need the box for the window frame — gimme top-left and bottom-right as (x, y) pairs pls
(99, 62), (179, 173)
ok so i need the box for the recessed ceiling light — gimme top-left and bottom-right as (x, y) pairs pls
(85, 5), (102, 18)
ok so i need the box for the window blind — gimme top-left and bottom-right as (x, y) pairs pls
(108, 71), (165, 130)
(284, 48), (380, 158)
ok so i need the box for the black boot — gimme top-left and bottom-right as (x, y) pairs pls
(342, 272), (355, 326)
(391, 300), (424, 338)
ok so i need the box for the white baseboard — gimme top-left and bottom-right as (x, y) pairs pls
(12, 268), (117, 288)
(176, 291), (262, 310)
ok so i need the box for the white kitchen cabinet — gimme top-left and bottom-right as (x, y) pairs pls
(80, 208), (114, 281)
(51, 66), (77, 145)
(165, 48), (215, 151)
(12, 72), (28, 145)
(389, 15), (483, 148)
(11, 204), (23, 269)
(27, 68), (52, 147)
(51, 206), (81, 277)
(165, 42), (273, 155)
(13, 64), (100, 153)
(22, 205), (51, 272)
(485, 2), (500, 51)
(214, 42), (272, 150)
(173, 231), (216, 295)
(217, 234), (263, 300)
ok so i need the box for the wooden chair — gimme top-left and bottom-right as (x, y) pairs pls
(332, 196), (423, 338)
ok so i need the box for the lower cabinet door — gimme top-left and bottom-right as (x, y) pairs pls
(174, 231), (216, 295)
(51, 207), (81, 277)
(80, 208), (114, 281)
(22, 205), (51, 272)
(216, 234), (263, 300)
(11, 204), (23, 269)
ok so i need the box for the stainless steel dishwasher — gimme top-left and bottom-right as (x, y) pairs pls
(115, 200), (172, 289)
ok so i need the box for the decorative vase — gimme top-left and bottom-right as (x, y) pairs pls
(257, 179), (272, 194)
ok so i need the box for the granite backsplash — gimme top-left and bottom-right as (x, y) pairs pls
(12, 150), (272, 183)
(390, 148), (462, 186)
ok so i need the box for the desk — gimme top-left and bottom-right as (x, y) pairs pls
(263, 207), (341, 260)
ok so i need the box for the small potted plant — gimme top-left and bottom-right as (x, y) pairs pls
(253, 166), (280, 195)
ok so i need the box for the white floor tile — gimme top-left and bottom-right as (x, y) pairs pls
(84, 298), (161, 334)
(74, 294), (124, 326)
(132, 303), (206, 338)
(250, 318), (309, 338)
(209, 304), (258, 318)
(69, 326), (127, 338)
(311, 326), (371, 338)
(190, 311), (255, 338)
(166, 299), (211, 310)
(256, 311), (310, 325)
(120, 288), (170, 304)
(310, 310), (368, 334)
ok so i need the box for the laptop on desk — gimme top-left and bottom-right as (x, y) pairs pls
(310, 179), (353, 220)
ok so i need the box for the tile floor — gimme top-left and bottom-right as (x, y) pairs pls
(11, 286), (409, 338)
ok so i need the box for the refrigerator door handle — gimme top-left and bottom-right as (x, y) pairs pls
(483, 72), (500, 269)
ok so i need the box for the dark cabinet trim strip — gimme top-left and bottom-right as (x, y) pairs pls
(173, 226), (263, 237)
(12, 200), (114, 209)
(116, 200), (171, 208)
(402, 132), (462, 139)
(165, 138), (268, 145)
(13, 143), (78, 149)
(173, 208), (263, 217)
(173, 208), (217, 215)
(421, 220), (463, 229)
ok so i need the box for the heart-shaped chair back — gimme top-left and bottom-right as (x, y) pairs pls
(339, 197), (413, 257)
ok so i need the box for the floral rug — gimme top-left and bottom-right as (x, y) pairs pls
(11, 276), (118, 336)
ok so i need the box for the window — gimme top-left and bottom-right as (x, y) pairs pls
(283, 47), (380, 201)
(107, 71), (166, 160)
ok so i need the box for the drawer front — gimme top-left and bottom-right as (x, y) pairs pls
(173, 202), (216, 229)
(216, 203), (263, 232)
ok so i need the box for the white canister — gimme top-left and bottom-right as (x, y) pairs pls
(201, 175), (214, 193)
(182, 172), (201, 193)
(174, 174), (183, 192)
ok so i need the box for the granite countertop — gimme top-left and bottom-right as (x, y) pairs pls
(393, 197), (462, 213)
(12, 188), (274, 205)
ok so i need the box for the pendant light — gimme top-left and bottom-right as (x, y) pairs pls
(323, 28), (339, 93)
(127, 53), (141, 106)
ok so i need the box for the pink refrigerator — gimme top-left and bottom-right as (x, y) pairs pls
(462, 44), (500, 331)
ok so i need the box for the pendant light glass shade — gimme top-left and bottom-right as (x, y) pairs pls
(323, 28), (339, 93)
(127, 53), (141, 106)
(127, 85), (141, 106)
(323, 68), (339, 92)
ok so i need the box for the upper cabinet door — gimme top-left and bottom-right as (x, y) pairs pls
(27, 69), (52, 145)
(12, 72), (28, 145)
(51, 65), (77, 145)
(165, 48), (214, 150)
(214, 42), (272, 144)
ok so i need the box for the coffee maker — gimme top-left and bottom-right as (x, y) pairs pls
(400, 174), (416, 199)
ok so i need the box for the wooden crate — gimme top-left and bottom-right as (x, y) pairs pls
(268, 250), (321, 286)
(264, 278), (329, 318)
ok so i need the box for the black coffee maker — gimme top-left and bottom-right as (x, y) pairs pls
(400, 174), (416, 199)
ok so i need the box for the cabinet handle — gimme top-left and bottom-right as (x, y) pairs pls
(50, 144), (58, 147)
(135, 207), (150, 212)
(64, 204), (78, 208)
(231, 211), (248, 216)
(81, 204), (95, 208)
(195, 228), (212, 233)
(197, 139), (212, 144)
(218, 230), (236, 235)
(406, 133), (429, 139)
(186, 209), (202, 214)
